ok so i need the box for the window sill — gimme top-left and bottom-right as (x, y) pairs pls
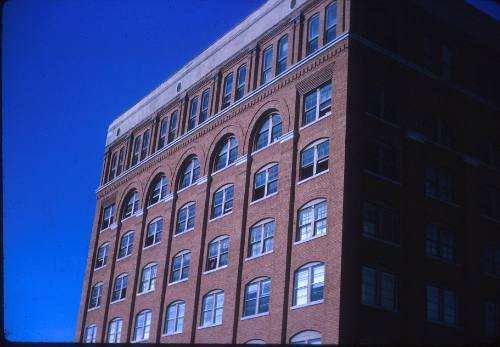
(137, 289), (155, 296)
(294, 233), (327, 246)
(251, 139), (280, 157)
(174, 228), (194, 238)
(212, 163), (236, 177)
(365, 112), (401, 130)
(121, 212), (141, 223)
(361, 302), (399, 314)
(361, 234), (400, 248)
(147, 197), (170, 210)
(245, 250), (273, 262)
(204, 265), (228, 275)
(300, 112), (331, 131)
(131, 338), (149, 343)
(290, 300), (324, 310)
(93, 265), (106, 272)
(162, 331), (183, 337)
(87, 306), (100, 312)
(197, 322), (222, 330)
(363, 170), (401, 185)
(209, 212), (233, 223)
(143, 242), (161, 251)
(427, 319), (460, 329)
(426, 254), (458, 266)
(116, 254), (132, 262)
(425, 195), (459, 208)
(168, 278), (188, 286)
(241, 312), (269, 321)
(250, 192), (278, 206)
(297, 170), (330, 185)
(177, 181), (200, 194)
(110, 298), (126, 305)
(480, 214), (500, 225)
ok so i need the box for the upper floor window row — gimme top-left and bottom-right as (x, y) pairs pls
(132, 129), (151, 167)
(307, 2), (337, 56)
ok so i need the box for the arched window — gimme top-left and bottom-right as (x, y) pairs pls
(253, 163), (278, 201)
(107, 318), (123, 343)
(236, 64), (247, 100)
(243, 277), (271, 317)
(293, 262), (325, 307)
(164, 300), (185, 335)
(201, 290), (224, 327)
(179, 157), (200, 190)
(89, 282), (103, 309)
(118, 231), (134, 259)
(84, 324), (97, 343)
(211, 184), (234, 219)
(299, 139), (329, 181)
(139, 263), (157, 293)
(254, 114), (282, 151)
(248, 219), (275, 258)
(145, 218), (162, 247)
(297, 199), (327, 242)
(176, 202), (196, 235)
(188, 96), (199, 130)
(206, 236), (229, 271)
(170, 250), (191, 283)
(222, 73), (233, 109)
(149, 175), (168, 206)
(134, 310), (152, 342)
(307, 14), (320, 55)
(290, 330), (321, 344)
(325, 2), (337, 43)
(122, 190), (139, 219)
(95, 243), (109, 269)
(214, 137), (238, 172)
(111, 273), (128, 302)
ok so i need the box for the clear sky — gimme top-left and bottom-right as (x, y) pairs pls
(3, 0), (499, 343)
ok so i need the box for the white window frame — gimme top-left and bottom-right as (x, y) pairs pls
(102, 204), (115, 230)
(307, 13), (320, 55)
(176, 202), (196, 235)
(111, 273), (128, 302)
(276, 35), (288, 75)
(89, 282), (103, 310)
(200, 290), (225, 327)
(253, 114), (282, 152)
(84, 324), (97, 343)
(188, 96), (199, 130)
(206, 236), (229, 272)
(211, 185), (234, 219)
(149, 175), (168, 206)
(290, 330), (321, 344)
(95, 243), (109, 270)
(296, 199), (328, 242)
(200, 89), (210, 122)
(107, 318), (123, 343)
(158, 118), (168, 149)
(118, 231), (134, 259)
(168, 111), (178, 143)
(134, 310), (152, 342)
(299, 139), (329, 181)
(179, 158), (200, 190)
(302, 82), (332, 127)
(214, 137), (238, 173)
(122, 190), (139, 220)
(144, 217), (162, 248)
(222, 73), (233, 109)
(261, 46), (273, 84)
(164, 300), (185, 336)
(243, 277), (271, 317)
(236, 64), (246, 100)
(293, 262), (325, 307)
(132, 135), (141, 166)
(170, 250), (191, 284)
(252, 163), (279, 202)
(139, 263), (157, 294)
(324, 2), (337, 44)
(248, 219), (275, 258)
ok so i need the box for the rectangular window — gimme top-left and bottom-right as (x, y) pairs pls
(426, 224), (455, 262)
(302, 82), (332, 126)
(222, 73), (233, 109)
(176, 203), (196, 235)
(361, 266), (398, 311)
(102, 204), (115, 230)
(253, 164), (278, 201)
(425, 166), (454, 202)
(325, 3), (337, 43)
(276, 35), (288, 75)
(132, 136), (141, 166)
(426, 285), (457, 326)
(188, 96), (198, 130)
(170, 252), (191, 282)
(168, 111), (178, 144)
(140, 130), (150, 161)
(236, 65), (246, 101)
(483, 245), (500, 277)
(118, 232), (134, 259)
(365, 140), (400, 181)
(211, 185), (234, 219)
(248, 220), (274, 258)
(480, 186), (500, 221)
(158, 118), (168, 149)
(362, 201), (399, 244)
(485, 301), (498, 338)
(307, 14), (319, 55)
(441, 44), (451, 80)
(145, 219), (162, 247)
(299, 140), (329, 180)
(200, 89), (210, 122)
(293, 263), (324, 306)
(297, 200), (327, 241)
(261, 46), (273, 85)
(95, 245), (109, 269)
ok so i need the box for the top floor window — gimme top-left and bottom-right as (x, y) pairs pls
(222, 73), (233, 109)
(425, 166), (454, 203)
(132, 135), (141, 166)
(168, 111), (178, 144)
(261, 46), (273, 85)
(325, 2), (337, 43)
(200, 89), (210, 123)
(277, 35), (288, 75)
(179, 157), (200, 190)
(236, 64), (247, 101)
(188, 96), (199, 131)
(299, 139), (329, 181)
(254, 114), (282, 152)
(102, 204), (115, 230)
(303, 82), (332, 126)
(307, 14), (320, 55)
(109, 153), (118, 180)
(158, 118), (168, 150)
(214, 136), (238, 172)
(140, 130), (150, 161)
(149, 175), (168, 206)
(116, 148), (125, 176)
(123, 190), (139, 219)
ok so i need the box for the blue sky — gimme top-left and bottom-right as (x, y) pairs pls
(3, 0), (499, 343)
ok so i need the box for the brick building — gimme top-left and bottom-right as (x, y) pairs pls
(76, 0), (500, 344)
